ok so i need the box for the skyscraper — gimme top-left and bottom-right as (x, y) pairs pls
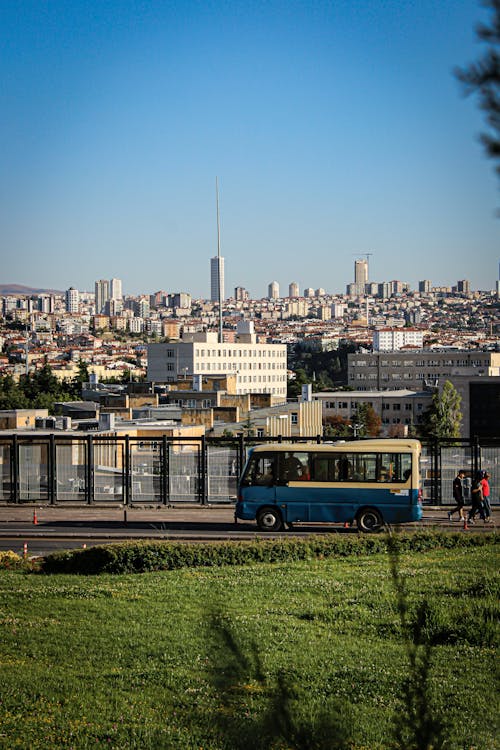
(354, 259), (368, 284)
(110, 278), (122, 300)
(95, 279), (110, 314)
(210, 256), (225, 302)
(268, 281), (280, 299)
(288, 281), (299, 298)
(65, 287), (79, 313)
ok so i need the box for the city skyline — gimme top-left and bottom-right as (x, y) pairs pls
(1, 1), (498, 298)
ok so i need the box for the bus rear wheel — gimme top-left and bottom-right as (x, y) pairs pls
(356, 508), (383, 533)
(257, 507), (283, 531)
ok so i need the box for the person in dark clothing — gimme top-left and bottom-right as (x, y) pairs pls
(448, 470), (466, 521)
(468, 471), (486, 524)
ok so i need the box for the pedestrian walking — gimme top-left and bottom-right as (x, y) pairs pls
(468, 471), (486, 524)
(480, 471), (493, 522)
(448, 469), (466, 521)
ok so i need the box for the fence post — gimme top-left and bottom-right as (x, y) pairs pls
(162, 435), (168, 505)
(200, 435), (208, 505)
(12, 435), (18, 504)
(86, 435), (94, 505)
(49, 434), (56, 505)
(124, 436), (130, 506)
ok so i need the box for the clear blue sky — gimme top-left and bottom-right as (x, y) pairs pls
(0, 0), (498, 298)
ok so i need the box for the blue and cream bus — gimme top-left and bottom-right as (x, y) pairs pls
(235, 439), (423, 532)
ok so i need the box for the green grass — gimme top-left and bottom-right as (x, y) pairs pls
(0, 545), (498, 749)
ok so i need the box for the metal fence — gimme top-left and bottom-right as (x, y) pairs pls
(0, 434), (498, 506)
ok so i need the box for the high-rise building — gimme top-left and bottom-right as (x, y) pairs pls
(110, 278), (122, 300)
(456, 279), (470, 294)
(234, 286), (249, 301)
(268, 281), (280, 299)
(65, 287), (79, 313)
(288, 282), (299, 298)
(354, 259), (368, 284)
(418, 280), (432, 293)
(210, 256), (225, 302)
(95, 279), (110, 314)
(304, 288), (314, 298)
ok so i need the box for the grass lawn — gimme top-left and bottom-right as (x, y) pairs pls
(0, 544), (498, 749)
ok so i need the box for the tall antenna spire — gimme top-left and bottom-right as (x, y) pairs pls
(216, 177), (223, 343)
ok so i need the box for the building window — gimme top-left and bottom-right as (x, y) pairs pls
(291, 412), (298, 425)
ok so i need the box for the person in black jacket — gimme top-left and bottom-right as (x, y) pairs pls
(448, 469), (466, 521)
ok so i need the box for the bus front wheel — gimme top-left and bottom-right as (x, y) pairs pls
(356, 508), (383, 533)
(257, 507), (283, 532)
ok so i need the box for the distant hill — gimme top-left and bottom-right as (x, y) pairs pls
(0, 284), (63, 295)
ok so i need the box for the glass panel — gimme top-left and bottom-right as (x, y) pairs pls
(55, 442), (87, 501)
(207, 446), (238, 503)
(0, 443), (11, 501)
(130, 441), (162, 503)
(93, 440), (125, 501)
(168, 443), (200, 502)
(19, 443), (49, 502)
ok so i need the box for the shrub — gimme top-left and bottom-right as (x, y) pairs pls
(40, 531), (498, 576)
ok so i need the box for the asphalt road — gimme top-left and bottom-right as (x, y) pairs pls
(0, 504), (495, 556)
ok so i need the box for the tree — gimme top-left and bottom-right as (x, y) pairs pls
(354, 403), (382, 438)
(456, 1), (500, 181)
(419, 381), (462, 439)
(323, 414), (352, 438)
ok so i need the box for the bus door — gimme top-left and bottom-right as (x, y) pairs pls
(276, 451), (316, 522)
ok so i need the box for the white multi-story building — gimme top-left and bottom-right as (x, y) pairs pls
(268, 281), (280, 300)
(373, 328), (424, 352)
(65, 287), (80, 313)
(147, 321), (287, 397)
(110, 278), (122, 300)
(288, 282), (299, 298)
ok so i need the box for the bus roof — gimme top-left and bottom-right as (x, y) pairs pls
(249, 439), (421, 454)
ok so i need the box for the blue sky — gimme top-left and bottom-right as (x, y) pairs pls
(0, 0), (498, 298)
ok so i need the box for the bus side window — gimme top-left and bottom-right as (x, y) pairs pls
(337, 456), (353, 481)
(250, 456), (276, 486)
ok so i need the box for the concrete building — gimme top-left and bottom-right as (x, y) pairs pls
(65, 287), (79, 314)
(348, 350), (500, 392)
(110, 278), (122, 301)
(288, 282), (299, 298)
(355, 259), (368, 284)
(313, 389), (432, 435)
(95, 279), (110, 314)
(268, 281), (280, 300)
(147, 321), (287, 397)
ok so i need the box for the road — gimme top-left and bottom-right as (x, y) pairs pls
(0, 504), (494, 557)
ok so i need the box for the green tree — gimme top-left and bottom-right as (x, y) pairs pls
(420, 381), (462, 439)
(456, 0), (500, 182)
(354, 403), (382, 438)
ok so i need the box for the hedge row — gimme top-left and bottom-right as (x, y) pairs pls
(40, 531), (498, 575)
